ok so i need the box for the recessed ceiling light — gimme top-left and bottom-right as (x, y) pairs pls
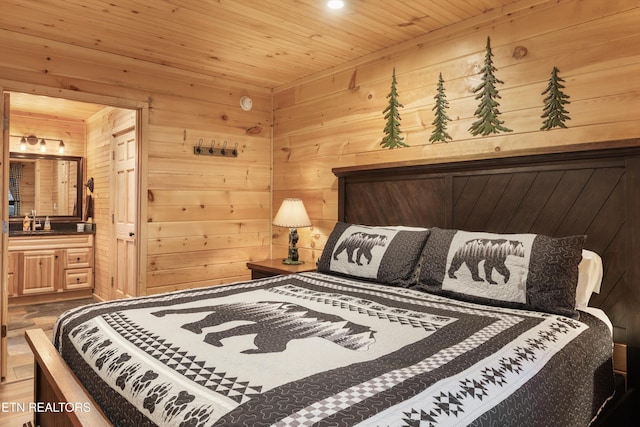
(327, 0), (344, 10)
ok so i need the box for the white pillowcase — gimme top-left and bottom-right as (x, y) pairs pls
(575, 250), (603, 309)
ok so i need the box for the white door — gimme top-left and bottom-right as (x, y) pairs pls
(112, 127), (137, 299)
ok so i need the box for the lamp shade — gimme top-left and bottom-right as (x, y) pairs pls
(273, 198), (311, 228)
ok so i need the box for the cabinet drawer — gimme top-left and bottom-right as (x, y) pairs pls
(64, 268), (93, 290)
(65, 248), (93, 268)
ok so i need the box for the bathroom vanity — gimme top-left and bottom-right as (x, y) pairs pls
(8, 229), (95, 305)
(7, 151), (94, 304)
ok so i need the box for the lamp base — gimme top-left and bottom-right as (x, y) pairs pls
(282, 259), (304, 265)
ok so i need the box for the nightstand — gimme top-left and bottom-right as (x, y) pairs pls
(246, 258), (316, 279)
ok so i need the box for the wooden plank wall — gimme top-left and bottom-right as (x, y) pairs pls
(1, 26), (271, 296)
(2, 0), (639, 296)
(272, 0), (640, 262)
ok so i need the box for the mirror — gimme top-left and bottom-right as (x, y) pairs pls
(9, 152), (83, 219)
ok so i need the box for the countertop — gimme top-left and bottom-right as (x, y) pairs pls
(9, 230), (96, 237)
(8, 223), (96, 237)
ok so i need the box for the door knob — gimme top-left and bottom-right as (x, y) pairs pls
(129, 232), (135, 237)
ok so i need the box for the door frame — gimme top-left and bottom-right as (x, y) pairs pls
(0, 81), (149, 381)
(1, 92), (10, 380)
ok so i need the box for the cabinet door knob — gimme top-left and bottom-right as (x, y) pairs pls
(129, 232), (135, 237)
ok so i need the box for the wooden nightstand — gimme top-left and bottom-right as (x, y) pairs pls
(613, 343), (628, 387)
(246, 259), (316, 279)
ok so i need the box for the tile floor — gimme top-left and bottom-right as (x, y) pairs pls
(6, 297), (96, 382)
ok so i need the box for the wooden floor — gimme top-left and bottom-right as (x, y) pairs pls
(1, 298), (95, 427)
(0, 378), (34, 427)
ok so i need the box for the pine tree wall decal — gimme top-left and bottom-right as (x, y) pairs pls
(381, 67), (409, 149)
(429, 72), (452, 143)
(541, 66), (571, 130)
(469, 37), (512, 136)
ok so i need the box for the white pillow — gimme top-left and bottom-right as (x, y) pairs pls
(575, 249), (603, 309)
(386, 225), (430, 231)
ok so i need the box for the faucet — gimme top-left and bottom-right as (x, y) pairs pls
(31, 210), (41, 231)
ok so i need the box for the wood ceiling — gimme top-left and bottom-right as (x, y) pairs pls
(8, 92), (106, 121)
(1, 0), (525, 90)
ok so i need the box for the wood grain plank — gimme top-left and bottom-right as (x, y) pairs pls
(504, 171), (563, 231)
(25, 328), (111, 427)
(556, 168), (625, 237)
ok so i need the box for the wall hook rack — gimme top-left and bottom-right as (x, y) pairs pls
(193, 139), (238, 158)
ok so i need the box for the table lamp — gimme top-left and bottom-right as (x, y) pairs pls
(273, 198), (312, 265)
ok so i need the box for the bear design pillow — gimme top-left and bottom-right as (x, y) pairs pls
(415, 227), (585, 318)
(317, 222), (430, 286)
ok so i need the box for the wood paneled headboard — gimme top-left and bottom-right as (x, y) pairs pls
(333, 141), (640, 387)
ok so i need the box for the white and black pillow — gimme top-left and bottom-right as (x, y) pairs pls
(318, 222), (430, 286)
(416, 227), (585, 318)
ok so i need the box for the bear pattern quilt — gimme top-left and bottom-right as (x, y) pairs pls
(53, 272), (614, 426)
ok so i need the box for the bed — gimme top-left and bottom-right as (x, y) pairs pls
(26, 140), (640, 426)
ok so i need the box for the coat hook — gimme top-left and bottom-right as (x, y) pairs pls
(193, 138), (238, 158)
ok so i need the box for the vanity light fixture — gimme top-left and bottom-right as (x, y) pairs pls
(11, 134), (66, 154)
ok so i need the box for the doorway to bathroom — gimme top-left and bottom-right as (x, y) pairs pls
(1, 89), (144, 382)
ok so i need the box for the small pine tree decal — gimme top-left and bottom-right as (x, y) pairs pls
(540, 67), (571, 130)
(469, 37), (512, 136)
(381, 67), (408, 149)
(429, 73), (452, 143)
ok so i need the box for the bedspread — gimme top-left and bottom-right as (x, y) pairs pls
(54, 272), (614, 426)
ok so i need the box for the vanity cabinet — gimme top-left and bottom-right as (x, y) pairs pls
(8, 234), (94, 304)
(21, 250), (58, 295)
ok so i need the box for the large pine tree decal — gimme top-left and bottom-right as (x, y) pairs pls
(429, 73), (452, 143)
(469, 37), (512, 136)
(540, 66), (571, 130)
(381, 67), (408, 149)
